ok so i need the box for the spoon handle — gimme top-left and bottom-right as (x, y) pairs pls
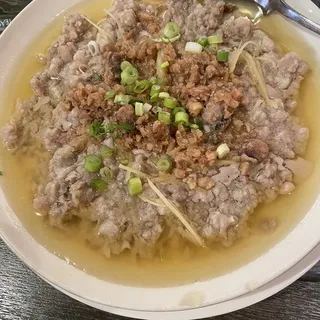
(277, 0), (320, 36)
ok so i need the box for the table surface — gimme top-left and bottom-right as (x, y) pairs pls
(1, 0), (320, 319)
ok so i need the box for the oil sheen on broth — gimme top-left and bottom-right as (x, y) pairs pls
(0, 0), (319, 287)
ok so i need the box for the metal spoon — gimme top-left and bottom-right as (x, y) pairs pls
(252, 0), (320, 35)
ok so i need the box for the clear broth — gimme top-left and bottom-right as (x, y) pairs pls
(0, 0), (319, 287)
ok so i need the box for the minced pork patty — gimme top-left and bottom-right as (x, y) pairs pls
(2, 0), (309, 256)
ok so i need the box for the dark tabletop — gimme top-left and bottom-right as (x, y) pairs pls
(1, 0), (320, 319)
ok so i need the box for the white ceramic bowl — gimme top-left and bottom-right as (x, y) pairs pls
(0, 0), (320, 318)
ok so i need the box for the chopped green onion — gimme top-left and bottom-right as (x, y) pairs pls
(121, 66), (139, 85)
(84, 155), (102, 173)
(153, 35), (181, 43)
(217, 50), (229, 62)
(128, 177), (143, 196)
(197, 38), (209, 47)
(90, 179), (108, 191)
(217, 143), (230, 159)
(208, 35), (223, 45)
(151, 94), (159, 101)
(90, 74), (102, 83)
(175, 111), (189, 126)
(159, 92), (170, 99)
(149, 77), (156, 85)
(152, 37), (165, 43)
(114, 94), (131, 105)
(89, 122), (105, 137)
(185, 42), (203, 53)
(190, 124), (199, 129)
(120, 61), (132, 71)
(163, 34), (181, 43)
(104, 123), (135, 134)
(100, 146), (113, 158)
(105, 90), (115, 100)
(158, 111), (171, 124)
(134, 80), (150, 94)
(150, 85), (161, 97)
(157, 157), (172, 172)
(143, 103), (153, 113)
(100, 168), (114, 181)
(135, 102), (144, 116)
(163, 97), (177, 109)
(209, 44), (219, 51)
(211, 134), (218, 145)
(0, 171), (3, 176)
(193, 117), (204, 131)
(124, 85), (135, 95)
(163, 22), (180, 39)
(161, 61), (169, 69)
(150, 77), (164, 86)
(120, 158), (129, 166)
(149, 77), (161, 85)
(172, 107), (186, 117)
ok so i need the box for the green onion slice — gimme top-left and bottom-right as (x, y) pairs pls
(193, 117), (204, 131)
(159, 92), (170, 99)
(128, 177), (143, 196)
(217, 50), (229, 62)
(185, 42), (203, 53)
(151, 94), (159, 101)
(208, 35), (223, 44)
(175, 111), (189, 126)
(134, 80), (150, 94)
(84, 155), (102, 173)
(163, 97), (177, 109)
(158, 111), (171, 124)
(120, 61), (132, 71)
(114, 94), (132, 105)
(90, 179), (108, 191)
(163, 34), (181, 43)
(121, 66), (139, 85)
(143, 103), (152, 113)
(163, 22), (180, 39)
(172, 107), (186, 117)
(120, 158), (130, 166)
(100, 146), (113, 158)
(89, 122), (105, 137)
(100, 168), (114, 181)
(105, 90), (115, 100)
(196, 38), (209, 47)
(149, 77), (164, 86)
(150, 85), (161, 97)
(157, 157), (172, 172)
(209, 44), (219, 51)
(161, 61), (169, 69)
(135, 102), (144, 116)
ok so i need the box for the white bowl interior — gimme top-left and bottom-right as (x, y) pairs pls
(0, 0), (320, 313)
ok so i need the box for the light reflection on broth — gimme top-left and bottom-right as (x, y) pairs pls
(0, 0), (319, 287)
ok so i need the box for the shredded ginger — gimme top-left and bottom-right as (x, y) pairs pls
(118, 165), (205, 247)
(119, 164), (149, 179)
(138, 194), (166, 207)
(82, 16), (113, 41)
(147, 178), (205, 247)
(229, 41), (277, 108)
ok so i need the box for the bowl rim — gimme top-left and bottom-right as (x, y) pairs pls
(34, 240), (320, 319)
(0, 0), (320, 313)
